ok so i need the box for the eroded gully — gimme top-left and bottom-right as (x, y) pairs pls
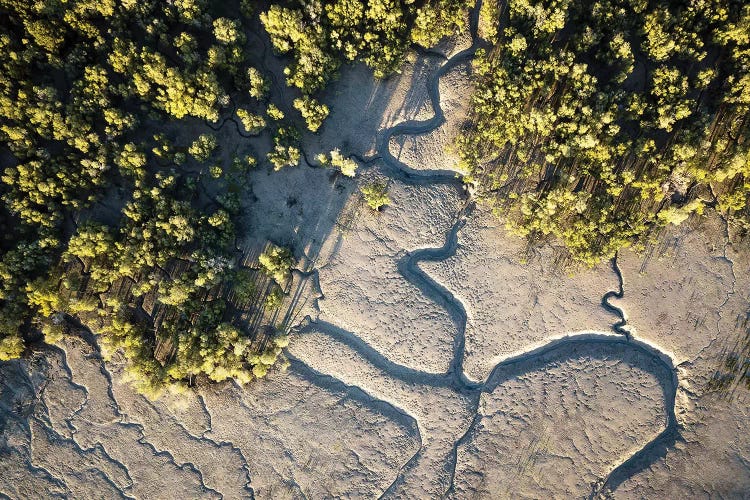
(295, 1), (683, 497)
(15, 2), (683, 497)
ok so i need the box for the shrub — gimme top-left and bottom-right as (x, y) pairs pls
(236, 108), (266, 134)
(360, 182), (391, 211)
(213, 18), (245, 45)
(188, 134), (217, 162)
(293, 96), (329, 132)
(266, 103), (284, 120)
(321, 149), (358, 177)
(0, 334), (24, 361)
(267, 128), (300, 170)
(258, 244), (294, 283)
(247, 67), (269, 99)
(264, 285), (284, 310)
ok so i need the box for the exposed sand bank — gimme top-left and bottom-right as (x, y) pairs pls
(1, 19), (749, 500)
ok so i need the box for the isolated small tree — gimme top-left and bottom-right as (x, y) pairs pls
(252, 362), (268, 378)
(236, 109), (266, 134)
(258, 244), (294, 283)
(247, 67), (269, 99)
(266, 103), (285, 120)
(188, 133), (217, 162)
(330, 149), (357, 177)
(267, 145), (300, 170)
(267, 127), (300, 170)
(319, 149), (358, 176)
(360, 182), (391, 211)
(293, 96), (329, 132)
(209, 164), (223, 178)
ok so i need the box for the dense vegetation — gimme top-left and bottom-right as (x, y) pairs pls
(0, 0), (310, 396)
(261, 0), (473, 94)
(0, 0), (472, 396)
(460, 0), (750, 265)
(11, 0), (747, 395)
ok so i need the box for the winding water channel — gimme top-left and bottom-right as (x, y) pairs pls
(296, 2), (683, 496)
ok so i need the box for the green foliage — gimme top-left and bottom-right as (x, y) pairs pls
(255, 244), (295, 331)
(249, 335), (288, 378)
(231, 154), (257, 175)
(267, 127), (301, 170)
(293, 96), (329, 132)
(0, 0), (504, 394)
(319, 149), (358, 177)
(40, 319), (65, 345)
(460, 0), (750, 265)
(236, 108), (266, 134)
(174, 0), (207, 25)
(188, 134), (218, 162)
(264, 285), (284, 310)
(411, 0), (473, 47)
(60, 174), (295, 396)
(116, 143), (147, 181)
(360, 182), (391, 211)
(258, 244), (294, 284)
(261, 0), (473, 93)
(209, 164), (223, 179)
(109, 39), (227, 121)
(231, 268), (256, 303)
(266, 103), (285, 121)
(213, 18), (245, 45)
(240, 0), (255, 18)
(0, 0), (297, 393)
(247, 67), (269, 100)
(0, 334), (24, 361)
(261, 5), (338, 92)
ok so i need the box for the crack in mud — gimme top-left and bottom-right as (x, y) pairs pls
(2, 354), (135, 499)
(3, 1), (685, 496)
(89, 349), (232, 499)
(29, 415), (135, 499)
(291, 0), (683, 494)
(714, 214), (739, 358)
(39, 333), (234, 499)
(140, 397), (255, 498)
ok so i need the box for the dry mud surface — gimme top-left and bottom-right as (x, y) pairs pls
(2, 16), (750, 500)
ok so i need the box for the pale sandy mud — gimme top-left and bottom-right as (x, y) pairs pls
(419, 207), (618, 382)
(312, 168), (465, 374)
(308, 51), (442, 159)
(598, 214), (750, 496)
(0, 345), (215, 500)
(2, 6), (750, 498)
(388, 60), (473, 173)
(287, 326), (476, 498)
(451, 340), (670, 499)
(198, 364), (421, 499)
(237, 161), (355, 271)
(613, 373), (750, 498)
(0, 336), (421, 499)
(42, 339), (223, 499)
(613, 214), (736, 364)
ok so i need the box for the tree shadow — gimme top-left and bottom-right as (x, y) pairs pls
(708, 309), (750, 396)
(36, 11), (453, 393)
